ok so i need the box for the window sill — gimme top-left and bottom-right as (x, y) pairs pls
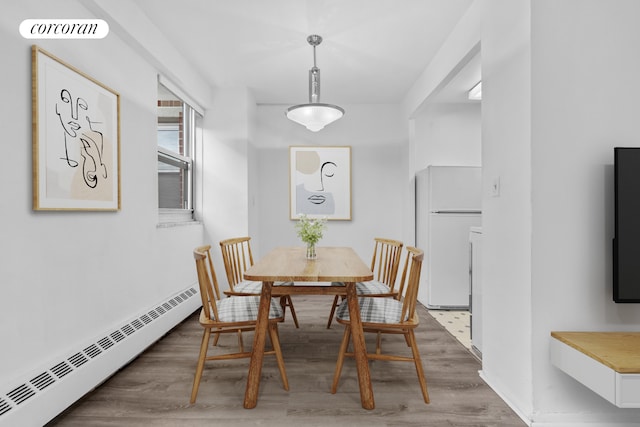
(157, 209), (200, 228)
(157, 220), (202, 229)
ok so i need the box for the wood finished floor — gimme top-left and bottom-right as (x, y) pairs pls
(48, 296), (525, 426)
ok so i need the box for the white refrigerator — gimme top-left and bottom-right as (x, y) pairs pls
(415, 166), (482, 309)
(469, 226), (483, 357)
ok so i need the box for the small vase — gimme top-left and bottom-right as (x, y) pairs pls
(305, 243), (317, 260)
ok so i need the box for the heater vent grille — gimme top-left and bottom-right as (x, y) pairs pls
(110, 330), (125, 342)
(0, 398), (11, 416)
(84, 344), (102, 359)
(0, 286), (198, 424)
(51, 361), (72, 379)
(122, 324), (135, 335)
(98, 337), (114, 350)
(7, 384), (34, 405)
(30, 372), (55, 391)
(68, 352), (88, 368)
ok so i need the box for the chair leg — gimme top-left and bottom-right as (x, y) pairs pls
(376, 331), (382, 355)
(190, 328), (211, 404)
(407, 330), (430, 404)
(268, 322), (289, 391)
(212, 331), (221, 346)
(331, 326), (351, 393)
(237, 329), (244, 353)
(286, 296), (300, 328)
(403, 331), (411, 347)
(326, 295), (340, 329)
(280, 296), (300, 328)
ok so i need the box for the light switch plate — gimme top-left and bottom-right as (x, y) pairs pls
(491, 177), (501, 197)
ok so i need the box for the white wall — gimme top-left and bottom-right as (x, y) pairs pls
(480, 0), (534, 419)
(252, 104), (408, 262)
(403, 1), (481, 118)
(414, 1), (640, 425)
(529, 1), (640, 424)
(201, 87), (255, 282)
(413, 102), (482, 170)
(0, 1), (209, 423)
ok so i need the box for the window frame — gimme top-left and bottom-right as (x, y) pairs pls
(157, 80), (201, 224)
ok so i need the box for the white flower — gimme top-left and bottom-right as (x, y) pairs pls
(294, 214), (327, 245)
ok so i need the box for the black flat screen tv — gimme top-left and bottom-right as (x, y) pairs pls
(613, 147), (640, 302)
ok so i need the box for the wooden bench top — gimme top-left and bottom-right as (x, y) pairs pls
(551, 331), (640, 374)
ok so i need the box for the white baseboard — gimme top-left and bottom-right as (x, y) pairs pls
(530, 416), (640, 427)
(0, 285), (200, 427)
(479, 370), (640, 427)
(479, 369), (533, 426)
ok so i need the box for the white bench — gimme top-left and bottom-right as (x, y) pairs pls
(550, 331), (640, 408)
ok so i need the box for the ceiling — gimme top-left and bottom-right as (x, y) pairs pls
(134, 0), (478, 107)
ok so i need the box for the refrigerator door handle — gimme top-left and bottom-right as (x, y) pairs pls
(431, 210), (482, 214)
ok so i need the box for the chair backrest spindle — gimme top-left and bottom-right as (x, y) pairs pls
(220, 237), (254, 291)
(371, 238), (403, 292)
(194, 246), (221, 321)
(397, 247), (424, 322)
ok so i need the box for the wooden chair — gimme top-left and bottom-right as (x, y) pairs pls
(330, 246), (430, 404)
(190, 246), (289, 404)
(326, 237), (403, 328)
(195, 245), (226, 346)
(220, 236), (299, 328)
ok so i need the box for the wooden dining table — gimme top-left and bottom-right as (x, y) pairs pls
(242, 246), (375, 409)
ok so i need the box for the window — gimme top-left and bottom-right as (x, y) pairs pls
(157, 81), (202, 223)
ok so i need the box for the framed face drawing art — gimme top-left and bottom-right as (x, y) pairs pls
(32, 45), (121, 211)
(289, 146), (351, 220)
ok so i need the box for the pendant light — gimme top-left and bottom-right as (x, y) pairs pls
(286, 35), (344, 132)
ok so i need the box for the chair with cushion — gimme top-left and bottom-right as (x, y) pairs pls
(220, 236), (299, 328)
(326, 237), (403, 328)
(190, 246), (289, 404)
(194, 244), (226, 346)
(330, 246), (430, 404)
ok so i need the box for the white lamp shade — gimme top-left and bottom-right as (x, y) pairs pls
(286, 103), (344, 132)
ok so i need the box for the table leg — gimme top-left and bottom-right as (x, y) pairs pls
(244, 280), (273, 409)
(345, 282), (375, 409)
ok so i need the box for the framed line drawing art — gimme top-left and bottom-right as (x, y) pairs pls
(289, 146), (351, 220)
(32, 45), (120, 211)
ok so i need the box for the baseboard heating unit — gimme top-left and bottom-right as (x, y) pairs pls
(0, 285), (200, 427)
